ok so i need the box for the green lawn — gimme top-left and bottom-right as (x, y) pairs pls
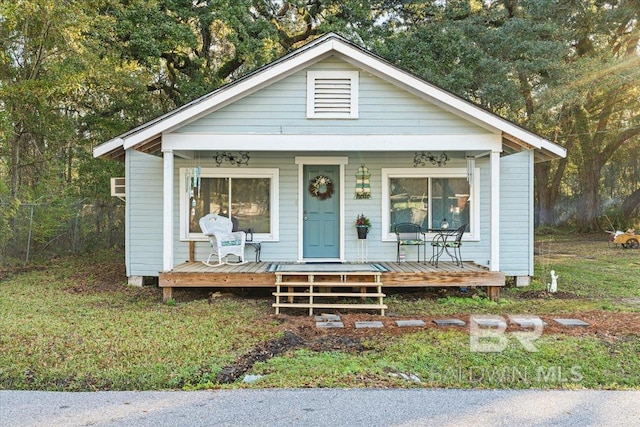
(1, 234), (638, 391)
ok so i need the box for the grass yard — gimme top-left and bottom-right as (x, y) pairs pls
(0, 233), (638, 391)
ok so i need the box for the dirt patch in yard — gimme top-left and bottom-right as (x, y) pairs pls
(0, 265), (45, 282)
(215, 330), (306, 384)
(211, 309), (639, 384)
(65, 259), (129, 294)
(515, 290), (582, 300)
(269, 305), (640, 349)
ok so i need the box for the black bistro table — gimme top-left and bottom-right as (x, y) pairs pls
(424, 227), (456, 265)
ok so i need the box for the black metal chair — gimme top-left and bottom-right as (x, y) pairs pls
(430, 224), (467, 267)
(394, 223), (425, 262)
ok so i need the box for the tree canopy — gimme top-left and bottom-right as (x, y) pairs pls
(1, 0), (639, 231)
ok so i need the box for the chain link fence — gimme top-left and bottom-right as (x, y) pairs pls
(1, 200), (124, 266)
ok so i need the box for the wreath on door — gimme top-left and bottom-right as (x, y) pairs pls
(308, 175), (334, 201)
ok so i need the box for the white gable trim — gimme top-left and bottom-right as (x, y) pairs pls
(94, 33), (565, 160)
(329, 41), (565, 158)
(94, 137), (124, 158)
(120, 41), (337, 151)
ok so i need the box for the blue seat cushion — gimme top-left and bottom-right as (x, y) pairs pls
(431, 242), (460, 248)
(399, 239), (423, 245)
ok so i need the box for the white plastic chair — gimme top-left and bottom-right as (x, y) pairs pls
(199, 214), (246, 266)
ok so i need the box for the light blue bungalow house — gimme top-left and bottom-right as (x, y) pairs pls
(94, 33), (565, 302)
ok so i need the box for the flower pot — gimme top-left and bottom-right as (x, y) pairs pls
(356, 226), (368, 239)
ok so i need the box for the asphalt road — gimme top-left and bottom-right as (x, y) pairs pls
(1, 389), (639, 427)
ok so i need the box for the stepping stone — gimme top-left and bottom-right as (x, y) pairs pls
(355, 321), (384, 329)
(553, 318), (590, 327)
(472, 318), (507, 328)
(314, 314), (341, 322)
(243, 374), (264, 383)
(316, 321), (344, 328)
(433, 318), (466, 327)
(395, 319), (425, 327)
(510, 317), (547, 327)
(388, 372), (422, 383)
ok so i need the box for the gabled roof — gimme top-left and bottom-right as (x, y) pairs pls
(94, 33), (566, 162)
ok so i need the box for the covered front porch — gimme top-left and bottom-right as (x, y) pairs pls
(158, 260), (506, 311)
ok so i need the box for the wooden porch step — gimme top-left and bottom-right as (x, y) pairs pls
(275, 281), (381, 287)
(273, 292), (386, 298)
(273, 303), (387, 309)
(276, 271), (381, 276)
(272, 303), (387, 311)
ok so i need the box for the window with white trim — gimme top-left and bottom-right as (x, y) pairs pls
(381, 168), (479, 240)
(180, 168), (279, 241)
(307, 71), (359, 118)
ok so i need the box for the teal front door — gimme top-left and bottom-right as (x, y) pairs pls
(303, 165), (340, 259)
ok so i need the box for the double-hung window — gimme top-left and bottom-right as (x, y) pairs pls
(381, 168), (479, 240)
(180, 168), (279, 241)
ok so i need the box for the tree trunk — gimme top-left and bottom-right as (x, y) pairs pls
(621, 188), (640, 220)
(576, 167), (602, 231)
(535, 153), (570, 226)
(535, 163), (556, 226)
(9, 135), (20, 198)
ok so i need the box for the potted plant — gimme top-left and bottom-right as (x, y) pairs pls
(355, 213), (371, 239)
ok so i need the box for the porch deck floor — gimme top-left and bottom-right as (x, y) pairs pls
(160, 260), (504, 289)
(159, 261), (505, 302)
(167, 260), (490, 274)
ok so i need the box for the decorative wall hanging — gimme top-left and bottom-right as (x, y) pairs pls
(308, 175), (334, 200)
(185, 166), (201, 217)
(355, 165), (371, 199)
(214, 151), (250, 167)
(414, 152), (449, 167)
(466, 156), (475, 184)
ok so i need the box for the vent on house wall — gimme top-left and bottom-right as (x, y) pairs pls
(307, 71), (359, 119)
(110, 177), (126, 200)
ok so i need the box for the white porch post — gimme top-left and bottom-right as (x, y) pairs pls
(490, 149), (500, 271)
(162, 148), (174, 272)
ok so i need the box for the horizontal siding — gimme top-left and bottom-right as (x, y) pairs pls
(177, 58), (490, 136)
(499, 151), (533, 276)
(169, 152), (492, 266)
(126, 150), (164, 277)
(124, 151), (535, 276)
(173, 154), (300, 263)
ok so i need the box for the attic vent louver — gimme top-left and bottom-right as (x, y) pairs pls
(307, 71), (358, 119)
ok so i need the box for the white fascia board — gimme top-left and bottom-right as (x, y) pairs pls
(540, 140), (567, 158)
(331, 40), (560, 153)
(162, 133), (502, 152)
(121, 46), (335, 151)
(93, 138), (124, 158)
